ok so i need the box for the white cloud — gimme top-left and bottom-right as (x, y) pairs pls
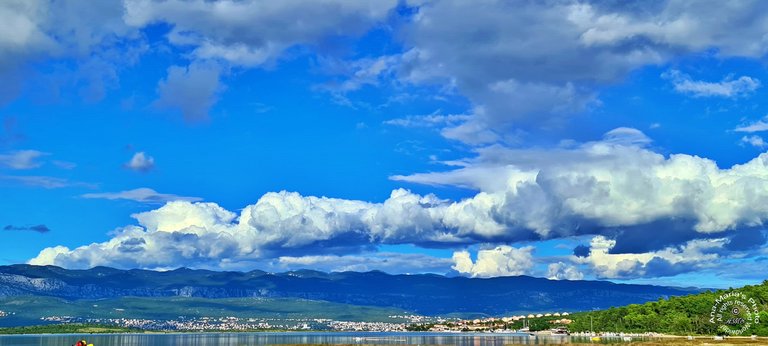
(395, 128), (768, 236)
(575, 236), (723, 279)
(29, 191), (447, 269)
(122, 0), (400, 119)
(735, 116), (768, 133)
(394, 1), (768, 144)
(0, 150), (47, 169)
(740, 135), (767, 149)
(384, 113), (470, 128)
(451, 246), (535, 278)
(0, 2), (50, 50)
(28, 129), (768, 272)
(276, 252), (453, 274)
(0, 0), (398, 109)
(602, 127), (652, 147)
(0, 1), (137, 104)
(125, 152), (155, 172)
(124, 0), (397, 67)
(662, 70), (761, 98)
(7, 0), (768, 129)
(82, 188), (202, 204)
(547, 262), (584, 281)
(440, 118), (502, 146)
(450, 250), (474, 275)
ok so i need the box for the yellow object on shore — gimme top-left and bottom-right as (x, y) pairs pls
(590, 336), (601, 341)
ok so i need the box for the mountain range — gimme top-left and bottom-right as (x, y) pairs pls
(0, 265), (700, 316)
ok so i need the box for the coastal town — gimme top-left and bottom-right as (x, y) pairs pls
(407, 313), (572, 333)
(33, 313), (574, 333)
(38, 314), (443, 332)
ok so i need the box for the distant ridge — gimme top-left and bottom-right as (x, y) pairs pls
(0, 264), (700, 315)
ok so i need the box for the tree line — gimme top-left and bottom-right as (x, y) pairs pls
(567, 280), (768, 336)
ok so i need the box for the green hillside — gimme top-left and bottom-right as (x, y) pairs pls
(567, 280), (768, 336)
(0, 296), (409, 327)
(0, 324), (139, 335)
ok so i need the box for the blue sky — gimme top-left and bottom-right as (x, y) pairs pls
(2, 0), (768, 288)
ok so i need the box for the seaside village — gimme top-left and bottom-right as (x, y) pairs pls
(24, 313), (577, 333)
(410, 313), (573, 333)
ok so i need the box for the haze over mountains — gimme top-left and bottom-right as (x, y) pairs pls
(0, 265), (699, 316)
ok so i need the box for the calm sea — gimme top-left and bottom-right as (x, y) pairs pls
(0, 332), (625, 346)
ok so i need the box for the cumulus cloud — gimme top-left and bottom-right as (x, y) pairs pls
(662, 70), (761, 98)
(394, 128), (768, 237)
(574, 236), (724, 279)
(3, 0), (399, 112)
(392, 0), (768, 144)
(82, 188), (202, 204)
(124, 0), (399, 118)
(451, 246), (535, 278)
(0, 2), (59, 103)
(0, 1), (137, 105)
(28, 128), (768, 272)
(0, 150), (47, 169)
(8, 0), (768, 130)
(125, 152), (155, 172)
(547, 262), (584, 281)
(124, 0), (396, 67)
(31, 188), (509, 269)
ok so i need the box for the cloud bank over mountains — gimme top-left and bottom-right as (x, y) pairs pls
(31, 128), (768, 279)
(4, 0), (768, 284)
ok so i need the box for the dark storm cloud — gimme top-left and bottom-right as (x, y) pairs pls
(573, 245), (590, 258)
(607, 220), (702, 254)
(643, 257), (699, 278)
(725, 229), (767, 252)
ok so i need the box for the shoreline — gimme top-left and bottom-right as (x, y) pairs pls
(0, 329), (766, 339)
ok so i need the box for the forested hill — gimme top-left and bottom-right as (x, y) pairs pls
(0, 264), (698, 315)
(567, 280), (768, 336)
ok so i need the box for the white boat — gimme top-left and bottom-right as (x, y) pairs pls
(517, 318), (530, 333)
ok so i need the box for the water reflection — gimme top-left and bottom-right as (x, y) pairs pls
(0, 332), (633, 346)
